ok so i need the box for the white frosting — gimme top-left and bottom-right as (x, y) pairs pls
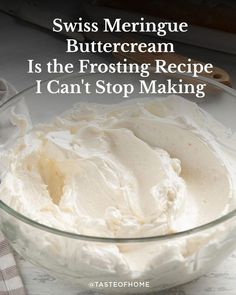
(1, 95), (236, 291)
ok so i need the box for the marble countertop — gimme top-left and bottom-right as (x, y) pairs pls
(1, 11), (236, 295)
(15, 252), (236, 295)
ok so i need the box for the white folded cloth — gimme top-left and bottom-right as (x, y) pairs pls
(0, 78), (26, 295)
(0, 232), (26, 295)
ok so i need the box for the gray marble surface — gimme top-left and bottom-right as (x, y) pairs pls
(1, 10), (236, 295)
(15, 252), (236, 295)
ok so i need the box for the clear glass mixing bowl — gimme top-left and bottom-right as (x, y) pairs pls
(0, 72), (236, 294)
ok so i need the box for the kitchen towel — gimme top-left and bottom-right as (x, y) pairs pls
(0, 78), (26, 295)
(0, 232), (26, 295)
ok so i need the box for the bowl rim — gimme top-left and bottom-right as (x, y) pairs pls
(1, 71), (236, 243)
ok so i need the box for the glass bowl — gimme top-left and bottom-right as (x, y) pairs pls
(0, 72), (236, 294)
